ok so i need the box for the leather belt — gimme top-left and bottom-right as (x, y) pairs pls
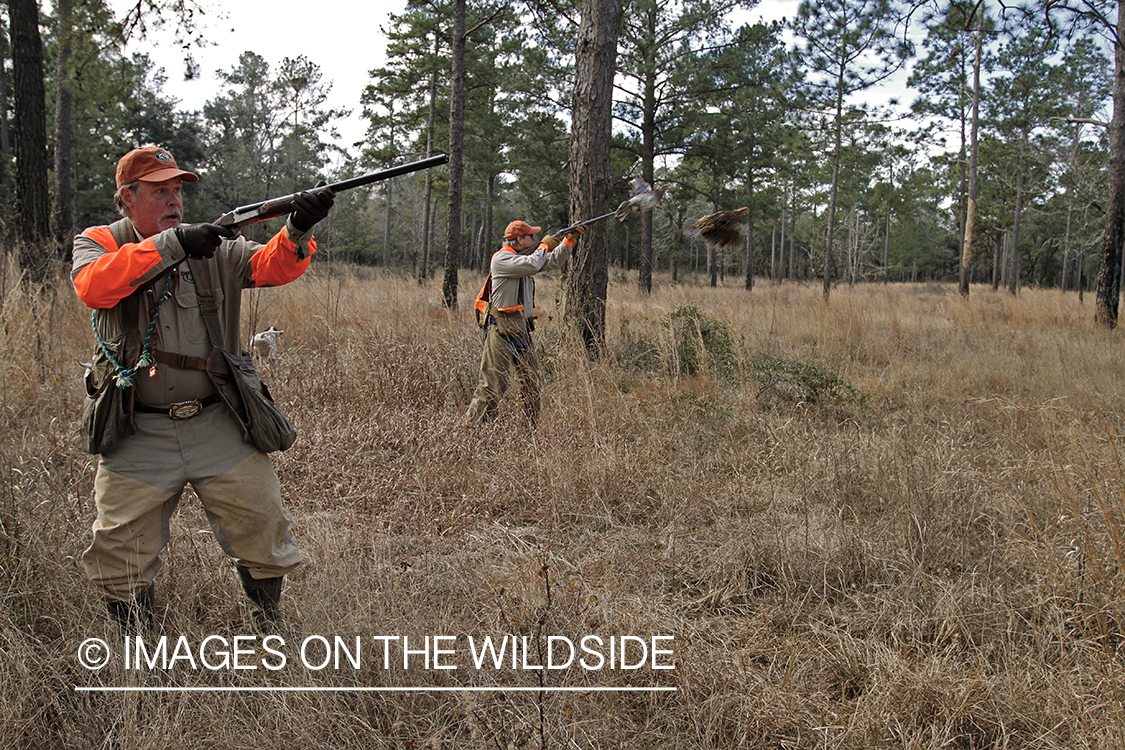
(135, 394), (222, 420)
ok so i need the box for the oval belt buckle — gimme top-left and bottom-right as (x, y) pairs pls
(169, 400), (203, 420)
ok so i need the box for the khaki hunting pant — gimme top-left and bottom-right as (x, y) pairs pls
(82, 403), (301, 602)
(465, 327), (540, 426)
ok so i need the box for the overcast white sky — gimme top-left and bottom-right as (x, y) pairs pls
(112, 0), (404, 151)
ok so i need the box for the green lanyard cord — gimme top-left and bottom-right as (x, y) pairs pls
(90, 272), (175, 389)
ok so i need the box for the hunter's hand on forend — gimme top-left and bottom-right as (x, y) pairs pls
(175, 223), (237, 259)
(564, 225), (586, 244)
(291, 188), (336, 232)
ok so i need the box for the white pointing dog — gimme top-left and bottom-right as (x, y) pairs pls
(251, 326), (284, 362)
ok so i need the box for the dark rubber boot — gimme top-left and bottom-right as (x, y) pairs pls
(236, 567), (292, 637)
(107, 583), (155, 635)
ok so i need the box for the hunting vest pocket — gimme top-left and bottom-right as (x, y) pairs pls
(79, 333), (136, 455)
(206, 349), (296, 453)
(174, 279), (224, 345)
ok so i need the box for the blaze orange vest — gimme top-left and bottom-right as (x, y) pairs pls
(474, 247), (524, 325)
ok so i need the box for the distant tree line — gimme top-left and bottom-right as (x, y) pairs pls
(1, 0), (1122, 325)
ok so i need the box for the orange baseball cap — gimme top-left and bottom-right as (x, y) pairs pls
(115, 146), (199, 187)
(504, 220), (541, 239)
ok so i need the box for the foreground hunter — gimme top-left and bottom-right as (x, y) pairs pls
(72, 145), (334, 634)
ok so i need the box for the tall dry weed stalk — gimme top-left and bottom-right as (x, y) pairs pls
(3, 264), (1125, 748)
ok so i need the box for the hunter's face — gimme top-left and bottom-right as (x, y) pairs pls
(516, 234), (538, 254)
(124, 178), (184, 238)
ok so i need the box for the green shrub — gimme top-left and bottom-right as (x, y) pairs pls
(751, 353), (863, 409)
(662, 305), (739, 379)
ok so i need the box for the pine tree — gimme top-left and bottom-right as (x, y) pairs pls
(614, 0), (754, 293)
(791, 0), (912, 300)
(989, 25), (1062, 295)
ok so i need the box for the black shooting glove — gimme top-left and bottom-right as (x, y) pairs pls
(290, 187), (336, 232)
(175, 223), (237, 259)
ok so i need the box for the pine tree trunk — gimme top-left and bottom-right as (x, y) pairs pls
(639, 209), (652, 291)
(1009, 141), (1027, 296)
(637, 1), (656, 295)
(383, 178), (393, 265)
(1062, 192), (1075, 292)
(788, 192), (796, 281)
(419, 44), (439, 283)
(1095, 3), (1125, 327)
(566, 0), (622, 355)
(0, 18), (12, 229)
(485, 173), (494, 270)
(10, 0), (50, 279)
(744, 168), (754, 291)
(992, 232), (1002, 292)
(883, 202), (891, 285)
(52, 0), (74, 254)
(960, 17), (982, 298)
(771, 222), (777, 282)
(671, 205), (683, 283)
(824, 72), (845, 300)
(1079, 251), (1085, 302)
(442, 0), (466, 309)
(955, 28), (968, 291)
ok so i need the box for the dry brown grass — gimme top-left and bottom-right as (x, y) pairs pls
(3, 258), (1125, 748)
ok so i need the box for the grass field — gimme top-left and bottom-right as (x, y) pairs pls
(2, 260), (1124, 748)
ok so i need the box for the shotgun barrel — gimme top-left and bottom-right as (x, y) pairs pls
(214, 154), (450, 230)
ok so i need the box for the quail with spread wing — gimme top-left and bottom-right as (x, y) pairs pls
(615, 177), (668, 219)
(684, 207), (751, 251)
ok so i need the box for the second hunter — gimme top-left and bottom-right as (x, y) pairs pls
(466, 220), (585, 426)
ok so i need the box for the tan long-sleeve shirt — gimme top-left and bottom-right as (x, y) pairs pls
(488, 238), (572, 320)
